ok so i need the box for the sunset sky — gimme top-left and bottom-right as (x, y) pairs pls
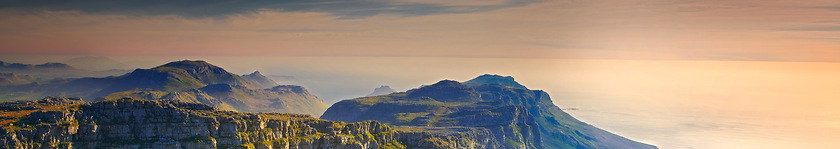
(1, 0), (840, 61)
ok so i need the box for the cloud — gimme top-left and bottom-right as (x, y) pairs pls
(780, 26), (840, 31)
(0, 0), (538, 18)
(387, 0), (510, 6)
(2, 0), (840, 61)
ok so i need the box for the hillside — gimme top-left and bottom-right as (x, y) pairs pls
(322, 75), (657, 149)
(0, 60), (328, 116)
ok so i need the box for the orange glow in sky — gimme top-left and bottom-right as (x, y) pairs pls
(1, 0), (839, 61)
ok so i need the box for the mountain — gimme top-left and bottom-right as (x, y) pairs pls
(367, 85), (397, 97)
(0, 60), (129, 79)
(0, 97), (498, 149)
(463, 74), (528, 89)
(322, 74), (657, 149)
(63, 56), (129, 71)
(0, 60), (328, 116)
(0, 73), (36, 86)
(241, 71), (279, 88)
(94, 60), (262, 95)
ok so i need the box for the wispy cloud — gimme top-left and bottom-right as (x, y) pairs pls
(1, 0), (840, 61)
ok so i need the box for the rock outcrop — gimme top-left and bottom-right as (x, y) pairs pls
(0, 97), (498, 149)
(367, 86), (397, 97)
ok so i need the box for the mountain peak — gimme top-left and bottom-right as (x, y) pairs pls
(367, 85), (397, 97)
(96, 60), (262, 95)
(408, 80), (480, 102)
(242, 71), (279, 88)
(463, 74), (527, 89)
(156, 60), (218, 72)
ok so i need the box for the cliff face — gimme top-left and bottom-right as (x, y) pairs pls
(0, 97), (494, 149)
(322, 75), (657, 149)
(322, 83), (542, 148)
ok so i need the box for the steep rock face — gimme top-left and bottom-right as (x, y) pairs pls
(367, 86), (397, 97)
(323, 81), (541, 149)
(241, 71), (279, 89)
(0, 98), (494, 149)
(322, 76), (657, 149)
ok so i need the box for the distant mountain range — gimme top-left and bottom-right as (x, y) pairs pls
(0, 73), (37, 86)
(0, 60), (327, 116)
(63, 56), (129, 71)
(322, 74), (657, 149)
(0, 60), (129, 79)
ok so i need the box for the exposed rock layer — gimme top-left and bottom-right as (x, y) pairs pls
(0, 97), (497, 149)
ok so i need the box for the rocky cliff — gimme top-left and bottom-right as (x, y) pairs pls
(322, 75), (657, 149)
(0, 97), (499, 149)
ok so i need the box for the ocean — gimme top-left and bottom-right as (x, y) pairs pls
(240, 57), (838, 149)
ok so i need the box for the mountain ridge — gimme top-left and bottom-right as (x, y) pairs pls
(321, 74), (657, 149)
(0, 60), (328, 116)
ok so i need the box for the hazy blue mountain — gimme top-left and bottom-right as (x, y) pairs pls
(0, 73), (36, 86)
(63, 56), (129, 71)
(0, 60), (129, 79)
(322, 74), (656, 149)
(241, 71), (280, 88)
(367, 85), (397, 97)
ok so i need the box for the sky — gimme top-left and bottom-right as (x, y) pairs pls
(1, 0), (840, 61)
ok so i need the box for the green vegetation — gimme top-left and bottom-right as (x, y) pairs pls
(380, 140), (406, 149)
(236, 143), (255, 149)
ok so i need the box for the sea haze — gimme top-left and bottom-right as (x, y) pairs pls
(208, 57), (840, 149)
